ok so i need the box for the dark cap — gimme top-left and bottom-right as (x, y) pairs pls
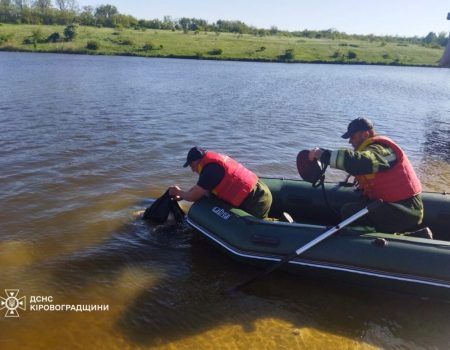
(341, 117), (374, 139)
(183, 147), (205, 167)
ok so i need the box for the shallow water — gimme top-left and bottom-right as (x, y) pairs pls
(0, 52), (449, 349)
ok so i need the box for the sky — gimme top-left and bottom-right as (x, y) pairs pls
(76, 0), (450, 37)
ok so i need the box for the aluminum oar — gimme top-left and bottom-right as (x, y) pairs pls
(228, 199), (382, 293)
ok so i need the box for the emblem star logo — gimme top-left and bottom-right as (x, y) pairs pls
(0, 289), (26, 317)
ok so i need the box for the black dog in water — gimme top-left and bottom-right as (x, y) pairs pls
(143, 189), (185, 224)
(141, 189), (194, 248)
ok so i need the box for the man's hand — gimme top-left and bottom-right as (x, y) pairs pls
(169, 185), (183, 201)
(309, 147), (323, 161)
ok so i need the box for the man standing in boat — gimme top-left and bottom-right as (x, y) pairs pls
(169, 147), (272, 219)
(308, 117), (428, 235)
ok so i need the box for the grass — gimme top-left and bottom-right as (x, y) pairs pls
(0, 23), (445, 66)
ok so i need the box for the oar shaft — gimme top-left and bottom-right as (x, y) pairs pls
(227, 200), (382, 293)
(295, 206), (369, 255)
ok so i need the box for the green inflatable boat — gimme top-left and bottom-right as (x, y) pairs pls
(186, 178), (450, 299)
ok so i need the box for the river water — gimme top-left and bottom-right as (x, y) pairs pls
(0, 52), (449, 349)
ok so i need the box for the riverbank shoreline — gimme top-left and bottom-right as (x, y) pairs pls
(0, 23), (445, 67)
(0, 46), (444, 68)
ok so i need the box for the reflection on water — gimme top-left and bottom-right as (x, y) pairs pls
(0, 52), (449, 349)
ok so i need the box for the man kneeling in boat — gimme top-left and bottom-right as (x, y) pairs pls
(169, 147), (273, 219)
(309, 117), (430, 237)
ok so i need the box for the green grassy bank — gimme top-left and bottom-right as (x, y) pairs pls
(0, 23), (445, 66)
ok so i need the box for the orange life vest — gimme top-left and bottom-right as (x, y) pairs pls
(198, 152), (259, 207)
(356, 136), (422, 202)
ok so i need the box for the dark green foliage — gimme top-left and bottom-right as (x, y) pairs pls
(279, 48), (295, 61)
(424, 31), (437, 44)
(208, 48), (223, 55)
(331, 50), (341, 59)
(347, 50), (357, 59)
(256, 46), (266, 52)
(32, 28), (45, 43)
(64, 23), (78, 41)
(142, 42), (154, 50)
(94, 4), (118, 27)
(86, 40), (99, 50)
(436, 32), (449, 46)
(47, 32), (61, 43)
(141, 42), (163, 51)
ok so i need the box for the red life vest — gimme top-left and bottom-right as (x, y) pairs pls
(356, 136), (422, 202)
(198, 151), (259, 207)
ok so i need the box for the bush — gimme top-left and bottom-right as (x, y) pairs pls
(331, 50), (341, 58)
(141, 42), (163, 51)
(31, 29), (45, 43)
(86, 40), (100, 50)
(256, 46), (266, 52)
(142, 42), (154, 50)
(279, 48), (295, 61)
(347, 50), (357, 59)
(47, 32), (61, 43)
(64, 24), (78, 41)
(208, 48), (223, 55)
(382, 53), (390, 59)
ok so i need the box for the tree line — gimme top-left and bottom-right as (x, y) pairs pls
(0, 0), (448, 47)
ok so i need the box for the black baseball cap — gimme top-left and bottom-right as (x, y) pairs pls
(183, 147), (205, 167)
(341, 117), (374, 139)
